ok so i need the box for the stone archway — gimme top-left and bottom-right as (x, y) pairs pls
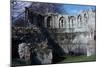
(47, 16), (52, 28)
(69, 16), (75, 28)
(59, 16), (66, 28)
(77, 15), (82, 27)
(84, 13), (88, 23)
(77, 15), (82, 23)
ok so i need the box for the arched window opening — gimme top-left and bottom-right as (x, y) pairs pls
(47, 16), (52, 28)
(61, 19), (64, 27)
(59, 16), (66, 28)
(77, 15), (82, 22)
(72, 18), (74, 27)
(77, 15), (82, 27)
(84, 13), (88, 22)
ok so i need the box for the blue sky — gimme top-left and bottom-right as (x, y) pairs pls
(62, 4), (96, 15)
(12, 2), (96, 18)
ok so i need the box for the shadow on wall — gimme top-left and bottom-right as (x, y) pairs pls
(38, 26), (67, 63)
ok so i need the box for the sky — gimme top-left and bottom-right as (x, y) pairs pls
(62, 4), (96, 15)
(12, 1), (96, 20)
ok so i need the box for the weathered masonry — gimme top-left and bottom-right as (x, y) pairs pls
(25, 7), (96, 57)
(25, 7), (95, 33)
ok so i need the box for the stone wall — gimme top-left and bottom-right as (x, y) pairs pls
(25, 8), (95, 33)
(24, 8), (96, 57)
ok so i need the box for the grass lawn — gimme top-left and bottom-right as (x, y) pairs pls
(58, 55), (96, 63)
(12, 55), (96, 66)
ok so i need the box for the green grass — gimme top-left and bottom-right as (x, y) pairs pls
(59, 55), (96, 63)
(12, 55), (96, 66)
